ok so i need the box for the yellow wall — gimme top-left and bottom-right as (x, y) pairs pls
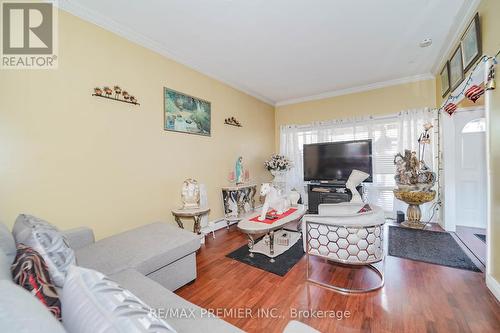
(434, 0), (500, 282)
(275, 79), (436, 147)
(0, 9), (274, 239)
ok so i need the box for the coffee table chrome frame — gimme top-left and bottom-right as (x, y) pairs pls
(305, 219), (385, 294)
(239, 208), (305, 263)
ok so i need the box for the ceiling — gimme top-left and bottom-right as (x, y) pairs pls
(60, 0), (477, 105)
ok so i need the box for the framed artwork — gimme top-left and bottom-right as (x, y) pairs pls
(440, 62), (450, 97)
(163, 88), (211, 136)
(461, 13), (482, 73)
(449, 45), (464, 91)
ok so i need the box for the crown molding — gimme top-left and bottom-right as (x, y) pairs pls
(275, 73), (434, 107)
(430, 0), (482, 75)
(55, 1), (464, 108)
(56, 0), (275, 106)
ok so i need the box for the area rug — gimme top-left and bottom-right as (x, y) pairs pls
(226, 235), (304, 276)
(388, 226), (480, 272)
(474, 233), (486, 243)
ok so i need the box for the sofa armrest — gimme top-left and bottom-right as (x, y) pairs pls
(62, 227), (95, 250)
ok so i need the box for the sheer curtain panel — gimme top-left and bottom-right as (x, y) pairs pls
(279, 108), (438, 221)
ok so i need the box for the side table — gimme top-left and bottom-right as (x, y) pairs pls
(171, 207), (210, 235)
(221, 184), (256, 227)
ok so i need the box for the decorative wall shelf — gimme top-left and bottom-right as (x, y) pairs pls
(224, 122), (242, 127)
(92, 86), (140, 105)
(224, 117), (242, 127)
(92, 93), (140, 105)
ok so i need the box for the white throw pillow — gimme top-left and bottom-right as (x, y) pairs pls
(12, 214), (75, 287)
(61, 266), (177, 333)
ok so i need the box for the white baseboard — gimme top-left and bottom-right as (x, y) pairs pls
(200, 218), (234, 235)
(486, 274), (500, 301)
(200, 206), (264, 236)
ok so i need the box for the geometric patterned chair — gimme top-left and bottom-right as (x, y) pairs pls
(302, 203), (385, 293)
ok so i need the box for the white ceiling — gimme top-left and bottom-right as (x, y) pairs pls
(60, 0), (477, 105)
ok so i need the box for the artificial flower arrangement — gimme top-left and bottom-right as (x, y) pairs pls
(264, 154), (293, 171)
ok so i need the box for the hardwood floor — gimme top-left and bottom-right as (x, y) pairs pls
(176, 225), (500, 333)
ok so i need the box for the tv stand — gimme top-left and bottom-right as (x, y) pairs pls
(307, 182), (362, 214)
(318, 180), (346, 185)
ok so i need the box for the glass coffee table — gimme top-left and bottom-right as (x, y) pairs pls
(237, 205), (306, 262)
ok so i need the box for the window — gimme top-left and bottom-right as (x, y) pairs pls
(280, 110), (437, 215)
(462, 118), (486, 133)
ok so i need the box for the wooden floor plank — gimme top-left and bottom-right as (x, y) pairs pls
(176, 224), (500, 333)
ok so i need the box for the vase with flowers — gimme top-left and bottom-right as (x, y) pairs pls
(264, 154), (293, 194)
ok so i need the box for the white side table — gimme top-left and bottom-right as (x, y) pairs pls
(171, 207), (210, 235)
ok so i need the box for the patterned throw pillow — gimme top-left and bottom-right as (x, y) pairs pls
(62, 266), (177, 333)
(11, 244), (62, 320)
(12, 214), (76, 287)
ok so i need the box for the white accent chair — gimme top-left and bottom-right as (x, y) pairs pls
(302, 203), (385, 293)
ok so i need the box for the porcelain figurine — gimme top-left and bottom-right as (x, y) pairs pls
(346, 170), (369, 203)
(258, 183), (290, 221)
(289, 188), (301, 207)
(181, 178), (200, 209)
(235, 156), (244, 185)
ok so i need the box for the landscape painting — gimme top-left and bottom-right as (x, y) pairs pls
(164, 88), (211, 136)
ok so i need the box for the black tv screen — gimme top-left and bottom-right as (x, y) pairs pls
(303, 140), (373, 182)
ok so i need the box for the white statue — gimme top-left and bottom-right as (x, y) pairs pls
(346, 170), (369, 203)
(258, 183), (290, 221)
(181, 178), (200, 209)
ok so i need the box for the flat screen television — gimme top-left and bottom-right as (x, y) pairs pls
(303, 140), (373, 182)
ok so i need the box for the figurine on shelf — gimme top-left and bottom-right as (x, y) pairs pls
(114, 86), (122, 98)
(225, 117), (242, 127)
(103, 86), (113, 97)
(92, 86), (139, 105)
(235, 156), (244, 185)
(181, 178), (200, 209)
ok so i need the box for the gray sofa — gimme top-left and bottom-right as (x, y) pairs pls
(68, 222), (199, 292)
(64, 222), (244, 333)
(0, 220), (318, 333)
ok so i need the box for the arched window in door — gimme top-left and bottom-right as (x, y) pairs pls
(462, 118), (486, 133)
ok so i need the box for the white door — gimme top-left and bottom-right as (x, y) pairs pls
(454, 110), (487, 228)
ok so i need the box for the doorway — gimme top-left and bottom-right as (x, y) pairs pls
(442, 107), (487, 264)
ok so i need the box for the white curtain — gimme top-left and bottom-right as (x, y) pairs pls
(279, 108), (439, 221)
